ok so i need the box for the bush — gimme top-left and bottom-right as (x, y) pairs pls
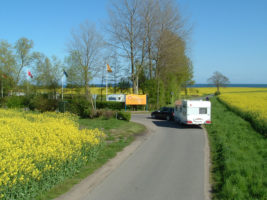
(66, 97), (93, 118)
(101, 110), (115, 120)
(215, 91), (221, 96)
(96, 101), (124, 110)
(29, 95), (58, 112)
(0, 97), (7, 107)
(117, 111), (131, 121)
(5, 96), (30, 108)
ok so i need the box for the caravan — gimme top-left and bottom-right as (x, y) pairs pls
(174, 100), (211, 125)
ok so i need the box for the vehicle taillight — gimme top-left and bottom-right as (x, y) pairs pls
(205, 120), (211, 124)
(186, 121), (192, 124)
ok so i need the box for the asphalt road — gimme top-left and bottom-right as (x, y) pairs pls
(83, 114), (209, 200)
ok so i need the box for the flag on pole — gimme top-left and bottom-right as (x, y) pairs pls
(63, 69), (68, 77)
(28, 70), (33, 78)
(107, 64), (112, 73)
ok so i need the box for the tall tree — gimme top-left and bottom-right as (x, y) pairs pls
(67, 21), (104, 109)
(139, 0), (159, 79)
(0, 40), (16, 78)
(107, 0), (141, 94)
(14, 37), (33, 85)
(0, 40), (16, 96)
(208, 71), (230, 93)
(32, 53), (62, 97)
(110, 51), (125, 93)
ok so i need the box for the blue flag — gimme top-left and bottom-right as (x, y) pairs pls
(63, 69), (68, 77)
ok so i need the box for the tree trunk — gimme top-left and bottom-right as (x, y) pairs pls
(157, 78), (160, 109)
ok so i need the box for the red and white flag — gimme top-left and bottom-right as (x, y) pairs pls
(28, 70), (33, 78)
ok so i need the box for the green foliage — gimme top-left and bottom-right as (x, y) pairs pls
(117, 111), (131, 121)
(214, 91), (221, 96)
(206, 98), (267, 199)
(66, 96), (92, 118)
(29, 95), (58, 112)
(143, 79), (164, 110)
(96, 101), (125, 110)
(5, 96), (29, 108)
(117, 77), (131, 93)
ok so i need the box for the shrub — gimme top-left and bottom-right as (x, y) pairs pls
(0, 97), (7, 107)
(214, 91), (221, 96)
(96, 101), (124, 110)
(117, 111), (131, 121)
(5, 96), (30, 108)
(66, 97), (93, 118)
(29, 95), (58, 112)
(101, 109), (115, 120)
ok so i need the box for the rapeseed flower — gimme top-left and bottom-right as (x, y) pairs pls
(0, 109), (105, 199)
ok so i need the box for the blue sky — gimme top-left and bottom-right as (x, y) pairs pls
(0, 0), (266, 84)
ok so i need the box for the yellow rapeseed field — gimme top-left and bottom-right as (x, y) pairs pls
(219, 92), (267, 122)
(38, 87), (133, 95)
(182, 87), (267, 97)
(0, 110), (105, 199)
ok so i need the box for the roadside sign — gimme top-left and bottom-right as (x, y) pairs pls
(126, 94), (147, 105)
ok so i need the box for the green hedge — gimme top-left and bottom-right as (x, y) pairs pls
(5, 96), (30, 108)
(66, 97), (92, 118)
(117, 111), (131, 121)
(29, 95), (58, 112)
(96, 101), (125, 110)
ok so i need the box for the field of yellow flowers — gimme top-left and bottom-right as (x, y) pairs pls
(182, 87), (267, 97)
(0, 110), (105, 200)
(219, 91), (267, 135)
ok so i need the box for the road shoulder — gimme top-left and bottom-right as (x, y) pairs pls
(54, 128), (149, 200)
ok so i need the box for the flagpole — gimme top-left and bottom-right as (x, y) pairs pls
(1, 78), (3, 98)
(106, 64), (108, 101)
(27, 76), (29, 95)
(61, 76), (63, 101)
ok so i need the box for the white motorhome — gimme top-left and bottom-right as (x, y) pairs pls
(174, 100), (211, 125)
(107, 94), (125, 102)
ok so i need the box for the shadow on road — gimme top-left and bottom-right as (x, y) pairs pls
(151, 119), (202, 129)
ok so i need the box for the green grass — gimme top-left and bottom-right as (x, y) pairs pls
(206, 98), (267, 200)
(37, 118), (146, 200)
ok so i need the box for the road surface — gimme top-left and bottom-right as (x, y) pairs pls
(81, 114), (209, 200)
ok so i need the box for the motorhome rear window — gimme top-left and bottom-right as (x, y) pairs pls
(199, 108), (207, 114)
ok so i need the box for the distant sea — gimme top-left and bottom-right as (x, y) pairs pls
(189, 84), (267, 88)
(92, 83), (267, 88)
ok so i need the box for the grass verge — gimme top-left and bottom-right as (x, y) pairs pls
(205, 98), (267, 200)
(37, 118), (146, 200)
(218, 97), (267, 137)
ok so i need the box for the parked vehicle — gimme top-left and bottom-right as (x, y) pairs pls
(174, 100), (211, 125)
(151, 107), (174, 120)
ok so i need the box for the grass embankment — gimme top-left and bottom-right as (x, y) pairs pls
(38, 118), (145, 200)
(206, 98), (267, 199)
(219, 92), (267, 136)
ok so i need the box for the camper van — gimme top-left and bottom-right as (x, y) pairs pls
(107, 94), (125, 102)
(174, 100), (211, 125)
